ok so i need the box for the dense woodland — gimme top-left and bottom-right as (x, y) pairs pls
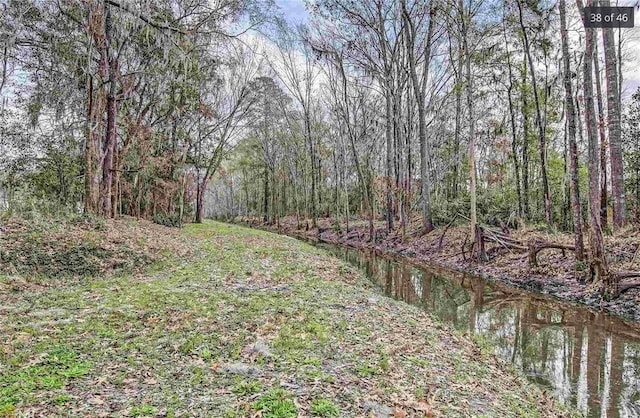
(1, 0), (640, 291)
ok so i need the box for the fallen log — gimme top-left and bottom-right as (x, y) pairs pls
(528, 242), (576, 267)
(481, 227), (528, 252)
(615, 271), (640, 280)
(461, 234), (469, 261)
(475, 225), (488, 262)
(613, 271), (640, 295)
(437, 214), (459, 251)
(473, 225), (527, 262)
(615, 281), (640, 295)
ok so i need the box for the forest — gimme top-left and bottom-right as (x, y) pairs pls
(4, 0), (639, 295)
(2, 1), (640, 416)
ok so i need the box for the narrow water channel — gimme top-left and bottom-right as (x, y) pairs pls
(317, 243), (640, 418)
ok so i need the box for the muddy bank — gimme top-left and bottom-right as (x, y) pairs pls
(238, 216), (640, 321)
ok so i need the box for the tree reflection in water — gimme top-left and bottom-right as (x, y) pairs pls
(319, 243), (640, 418)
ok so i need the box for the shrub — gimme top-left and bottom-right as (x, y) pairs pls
(153, 212), (182, 227)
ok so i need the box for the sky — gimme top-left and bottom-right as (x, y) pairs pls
(270, 1), (639, 98)
(275, 0), (309, 24)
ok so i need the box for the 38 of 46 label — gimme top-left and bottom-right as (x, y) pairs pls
(583, 7), (635, 28)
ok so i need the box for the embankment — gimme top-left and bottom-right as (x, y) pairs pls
(241, 216), (640, 321)
(0, 219), (570, 417)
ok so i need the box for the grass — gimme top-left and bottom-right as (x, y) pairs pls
(252, 389), (297, 418)
(0, 220), (574, 417)
(130, 404), (158, 417)
(310, 398), (340, 417)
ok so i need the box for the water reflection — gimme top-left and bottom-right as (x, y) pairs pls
(320, 244), (640, 418)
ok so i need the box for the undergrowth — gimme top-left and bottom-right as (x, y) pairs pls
(0, 215), (189, 280)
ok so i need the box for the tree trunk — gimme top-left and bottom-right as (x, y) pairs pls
(333, 148), (339, 222)
(517, 0), (552, 225)
(503, 19), (522, 218)
(385, 88), (395, 233)
(593, 35), (608, 229)
(306, 112), (318, 229)
(393, 82), (402, 227)
(562, 130), (570, 229)
(579, 0), (608, 285)
(522, 60), (531, 220)
(560, 0), (585, 261)
(601, 0), (625, 227)
(100, 3), (117, 218)
(402, 1), (435, 233)
(403, 89), (412, 240)
(263, 166), (269, 223)
(196, 185), (205, 224)
(195, 171), (206, 224)
(101, 86), (116, 217)
(463, 2), (477, 240)
(112, 146), (120, 217)
(453, 44), (463, 198)
(83, 75), (99, 214)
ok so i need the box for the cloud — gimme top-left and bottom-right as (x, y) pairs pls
(275, 0), (309, 24)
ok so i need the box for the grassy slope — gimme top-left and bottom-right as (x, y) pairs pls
(0, 221), (573, 417)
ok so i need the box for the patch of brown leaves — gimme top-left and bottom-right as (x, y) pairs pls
(0, 215), (192, 282)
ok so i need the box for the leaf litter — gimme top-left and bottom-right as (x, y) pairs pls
(0, 220), (575, 417)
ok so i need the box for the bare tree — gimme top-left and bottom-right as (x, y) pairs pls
(600, 0), (626, 227)
(577, 0), (608, 283)
(401, 0), (437, 233)
(559, 0), (584, 261)
(272, 25), (322, 229)
(515, 0), (552, 226)
(190, 43), (262, 223)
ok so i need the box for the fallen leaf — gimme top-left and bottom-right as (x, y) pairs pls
(143, 377), (158, 385)
(394, 409), (407, 418)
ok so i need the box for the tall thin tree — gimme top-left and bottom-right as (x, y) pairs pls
(559, 0), (585, 261)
